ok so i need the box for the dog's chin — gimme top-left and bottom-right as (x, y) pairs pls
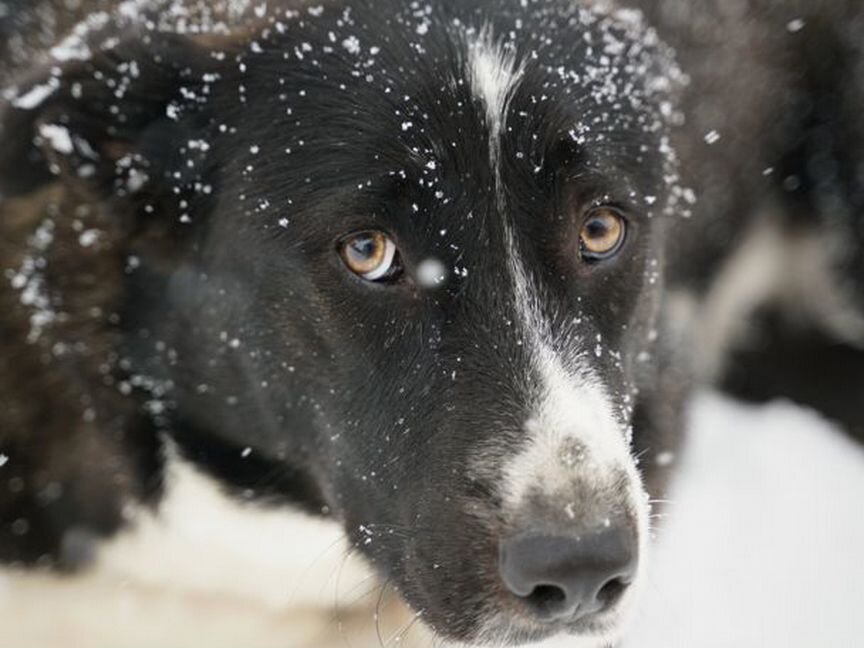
(461, 608), (629, 648)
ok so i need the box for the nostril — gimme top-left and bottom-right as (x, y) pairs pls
(524, 584), (569, 617)
(596, 577), (629, 608)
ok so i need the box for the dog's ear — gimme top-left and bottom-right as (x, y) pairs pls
(0, 28), (225, 210)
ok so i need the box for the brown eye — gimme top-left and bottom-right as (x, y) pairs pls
(580, 208), (626, 261)
(340, 231), (400, 281)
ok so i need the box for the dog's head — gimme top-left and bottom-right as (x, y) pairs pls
(1, 1), (686, 644)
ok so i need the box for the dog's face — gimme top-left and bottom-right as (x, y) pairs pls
(2, 1), (684, 644)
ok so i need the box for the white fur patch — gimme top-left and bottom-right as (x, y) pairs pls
(0, 456), (403, 647)
(465, 28), (525, 175)
(96, 454), (375, 609)
(465, 31), (641, 524)
(500, 362), (635, 513)
(500, 227), (642, 511)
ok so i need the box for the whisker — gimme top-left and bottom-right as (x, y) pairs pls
(285, 533), (352, 604)
(342, 575), (390, 609)
(385, 609), (424, 647)
(334, 544), (357, 610)
(374, 578), (392, 648)
(333, 545), (362, 648)
(633, 447), (651, 463)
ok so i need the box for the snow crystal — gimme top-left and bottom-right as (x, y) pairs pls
(704, 130), (721, 145)
(655, 451), (675, 467)
(0, 454), (7, 468)
(11, 79), (59, 110)
(51, 36), (92, 62)
(342, 36), (361, 55)
(187, 139), (211, 152)
(78, 229), (100, 248)
(9, 219), (57, 342)
(416, 258), (448, 288)
(126, 168), (149, 192)
(786, 18), (806, 33)
(38, 124), (74, 155)
(50, 10), (110, 61)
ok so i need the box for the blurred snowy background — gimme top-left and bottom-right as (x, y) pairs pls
(619, 392), (864, 648)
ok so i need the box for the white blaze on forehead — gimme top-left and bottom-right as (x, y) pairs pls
(463, 26), (647, 534)
(500, 235), (641, 511)
(465, 28), (525, 170)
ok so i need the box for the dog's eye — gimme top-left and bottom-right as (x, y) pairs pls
(580, 208), (627, 261)
(340, 231), (401, 281)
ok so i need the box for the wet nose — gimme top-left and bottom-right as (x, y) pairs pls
(499, 524), (638, 623)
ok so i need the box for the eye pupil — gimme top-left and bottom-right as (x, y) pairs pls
(348, 236), (377, 261)
(585, 218), (611, 239)
(580, 209), (626, 261)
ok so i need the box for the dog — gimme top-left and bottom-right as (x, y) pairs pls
(0, 1), (862, 647)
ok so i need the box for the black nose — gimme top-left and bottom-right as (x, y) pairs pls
(499, 525), (638, 623)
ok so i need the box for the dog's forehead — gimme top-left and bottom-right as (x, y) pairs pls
(235, 0), (677, 183)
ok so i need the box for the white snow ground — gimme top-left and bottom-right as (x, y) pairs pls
(619, 392), (864, 648)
